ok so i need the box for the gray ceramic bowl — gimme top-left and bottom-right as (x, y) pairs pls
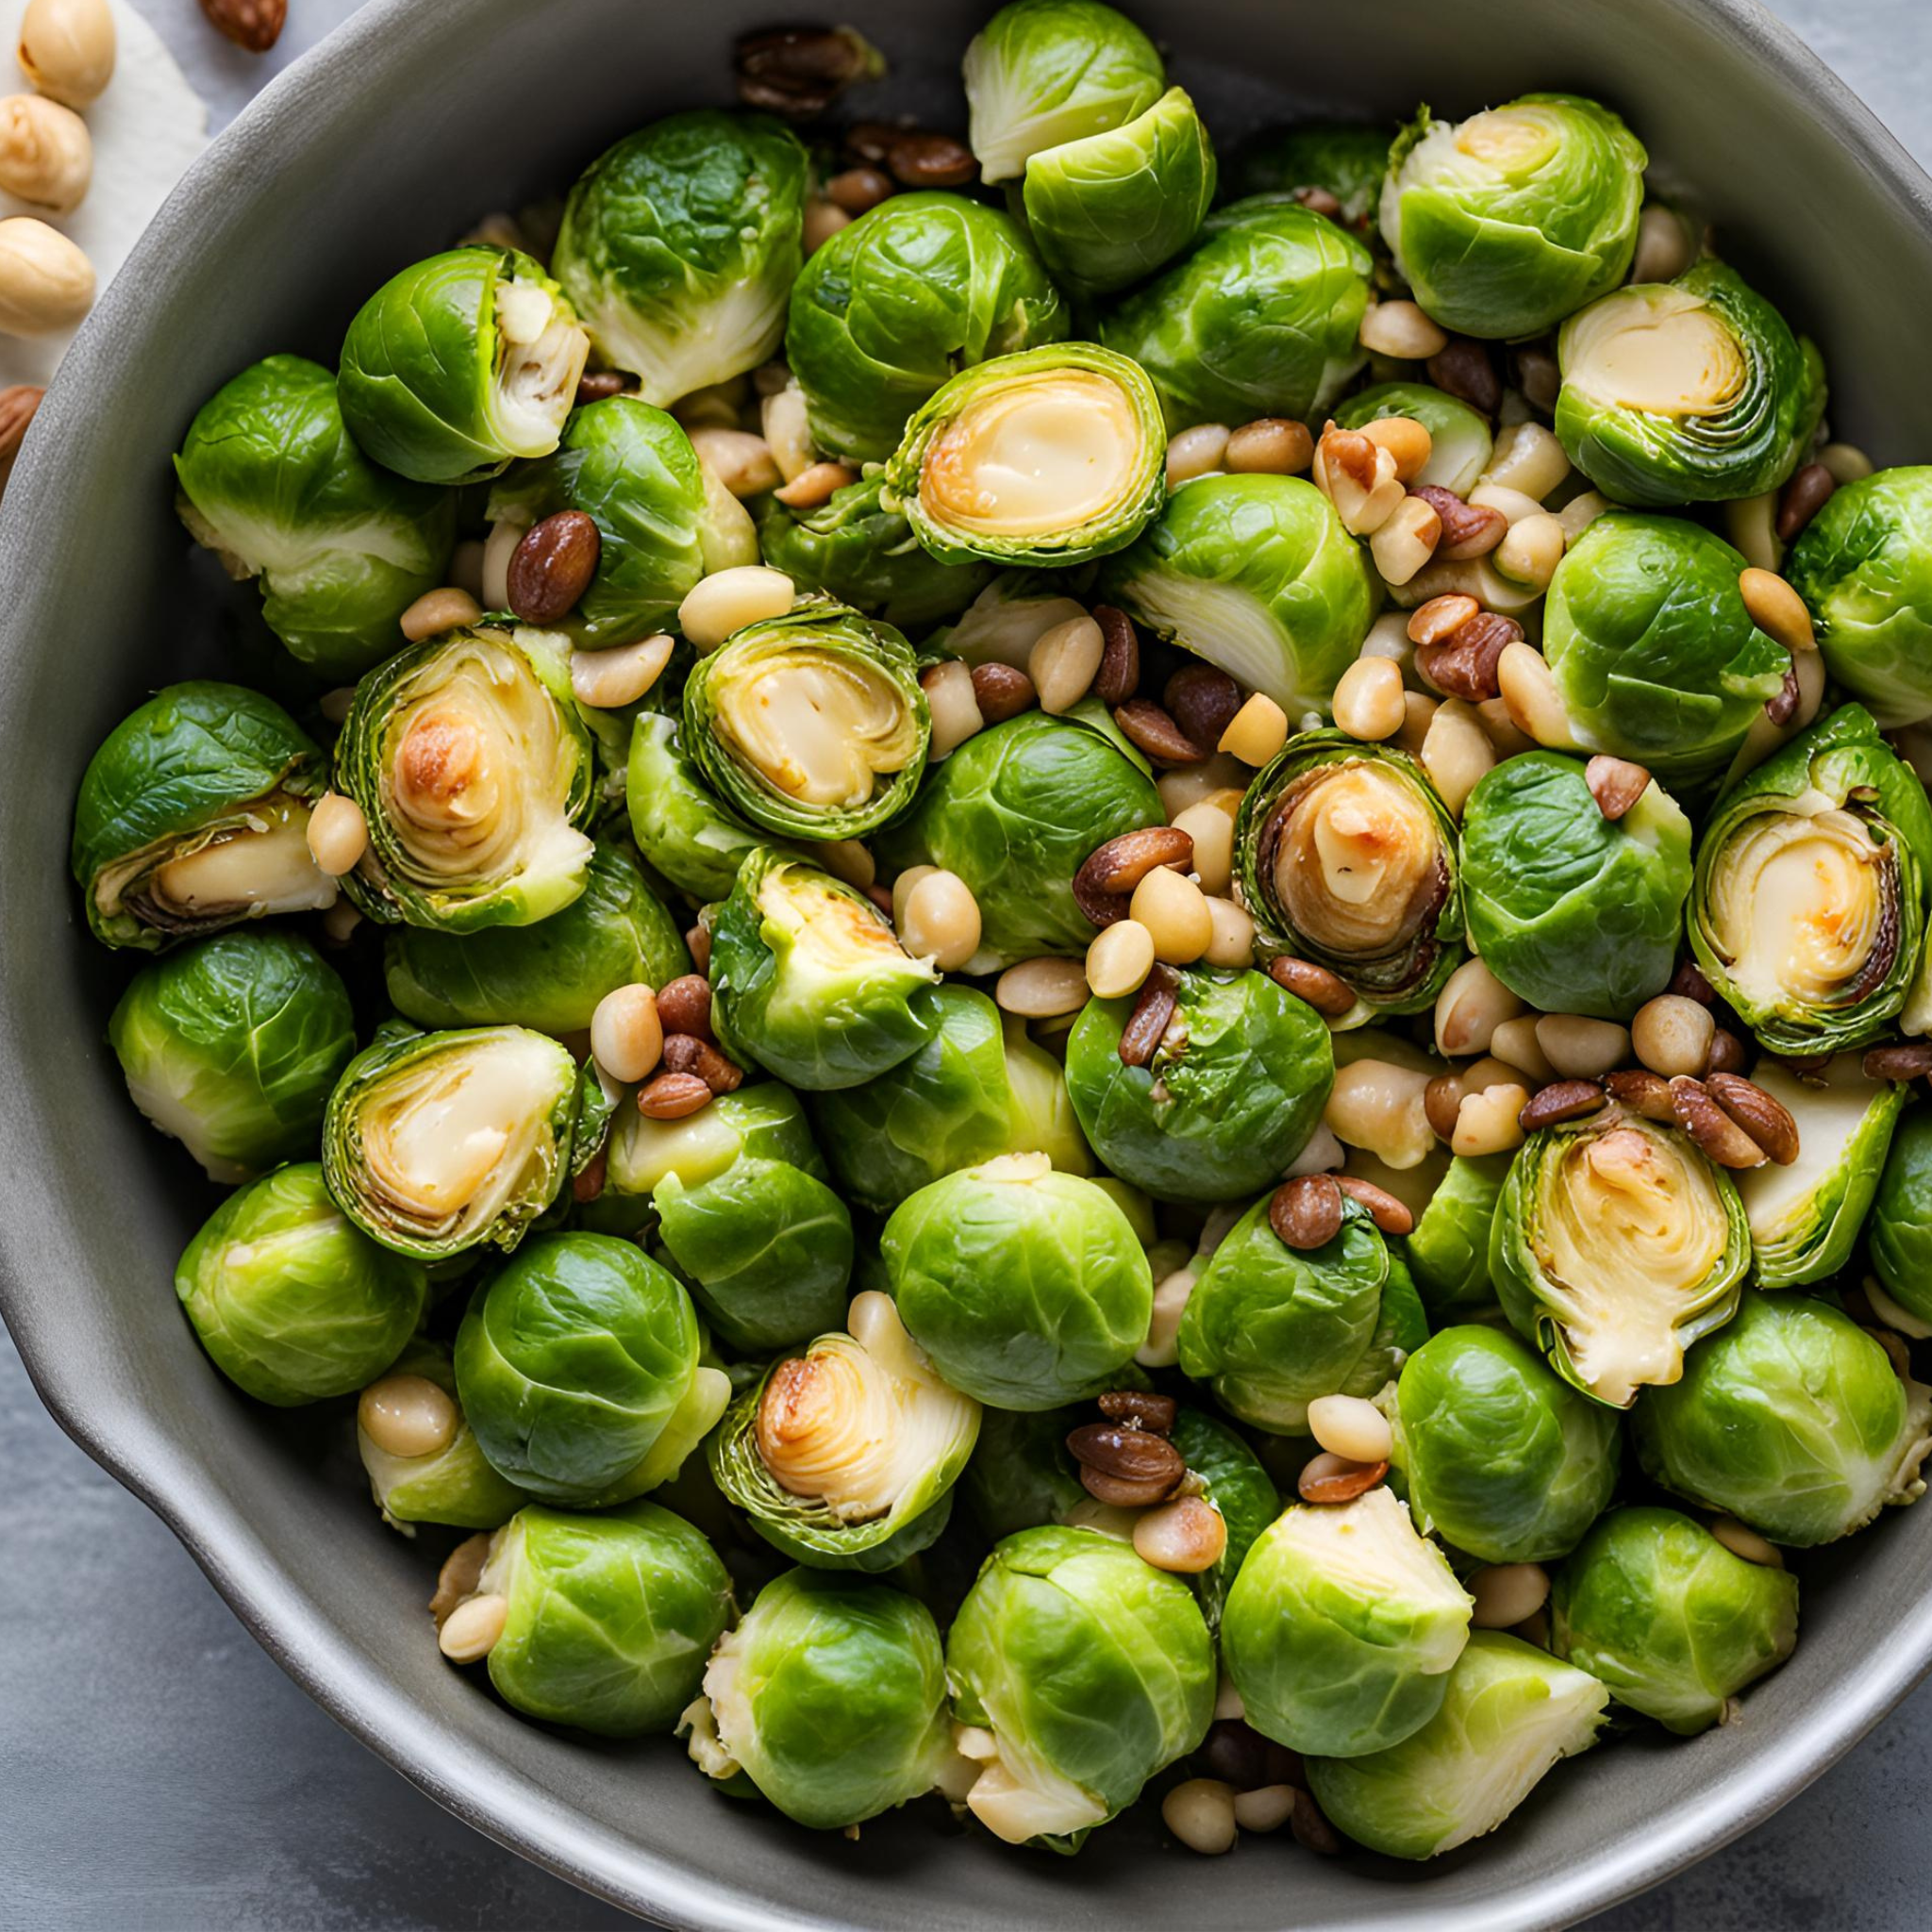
(5, 0), (1932, 1924)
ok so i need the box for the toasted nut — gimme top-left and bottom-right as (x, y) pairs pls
(1865, 1042), (1932, 1082)
(1074, 825), (1195, 927)
(1066, 1421), (1185, 1506)
(684, 922), (712, 974)
(1496, 641), (1572, 746)
(1119, 963), (1179, 1067)
(1098, 1390), (1177, 1433)
(0, 92), (89, 212)
(1370, 492), (1443, 587)
(660, 1033), (744, 1095)
(1091, 604), (1141, 704)
(1469, 1563), (1551, 1630)
(1482, 423), (1570, 502)
(1135, 1497), (1228, 1575)
(677, 565), (793, 650)
(1706, 1028), (1748, 1076)
(1203, 895), (1257, 970)
(1224, 416), (1314, 475)
(590, 984), (663, 1084)
(1334, 1174), (1415, 1236)
(638, 1071), (714, 1119)
(200, 0), (285, 54)
(825, 164), (893, 213)
(1395, 691), (1441, 757)
(1670, 1075), (1767, 1168)
(1307, 1392), (1394, 1463)
(1776, 462), (1836, 542)
(1490, 1015), (1555, 1086)
(1288, 1788), (1341, 1857)
(1234, 1786), (1299, 1835)
(735, 24), (878, 113)
(1162, 1777), (1239, 1856)
(655, 974), (712, 1041)
(1164, 665), (1243, 750)
(1360, 415), (1435, 484)
(684, 426), (781, 498)
(1359, 299), (1448, 359)
(1426, 338), (1502, 415)
(1711, 1517), (1785, 1568)
(1298, 1452), (1389, 1504)
(1435, 956), (1522, 1058)
(1416, 611), (1523, 704)
(773, 459), (858, 508)
(1208, 691), (1284, 766)
(1138, 1264), (1197, 1369)
(1820, 443), (1875, 487)
(1331, 657), (1406, 742)
(1557, 490), (1612, 542)
(1157, 756), (1247, 817)
(571, 632), (675, 710)
(1411, 486), (1508, 561)
(1605, 1068), (1676, 1122)
(1475, 695), (1534, 758)
(810, 838), (874, 890)
(898, 869), (982, 972)
(0, 214), (91, 332)
(1266, 956), (1355, 1019)
(884, 129), (977, 189)
(1739, 567), (1815, 653)
(1629, 201), (1693, 281)
(1424, 1074), (1464, 1142)
(1325, 1058), (1435, 1166)
(318, 900), (362, 947)
(1724, 490), (1783, 573)
(17, 0), (113, 107)
(438, 1591), (508, 1664)
(801, 198), (850, 255)
(759, 385), (814, 480)
(358, 1373), (458, 1459)
(1519, 1078), (1607, 1131)
(1536, 1014), (1630, 1080)
(1323, 434), (1406, 536)
(970, 660), (1035, 723)
(920, 658), (984, 761)
(1114, 696), (1207, 765)
(1668, 958), (1715, 1005)
(1167, 422), (1232, 486)
(1632, 994), (1715, 1079)
(400, 587), (483, 643)
(1270, 1174), (1344, 1250)
(306, 792), (369, 877)
(1453, 1083), (1530, 1158)
(1763, 660), (1801, 728)
(1419, 698), (1495, 816)
(575, 369), (637, 406)
(429, 1534), (492, 1626)
(995, 956), (1090, 1018)
(1706, 1072), (1800, 1165)
(1513, 343), (1561, 413)
(1407, 593), (1481, 648)
(1493, 511), (1566, 592)
(1586, 755), (1651, 821)
(1029, 613), (1106, 713)
(1469, 481), (1546, 527)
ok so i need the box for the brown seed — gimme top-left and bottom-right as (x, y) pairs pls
(1865, 1042), (1932, 1082)
(1585, 755), (1651, 820)
(0, 382), (42, 473)
(575, 370), (637, 406)
(1764, 659), (1800, 726)
(661, 1033), (743, 1095)
(684, 924), (712, 976)
(1199, 1719), (1302, 1790)
(1225, 417), (1316, 476)
(429, 1533), (492, 1626)
(638, 1071), (714, 1120)
(1298, 1452), (1389, 1504)
(1065, 1422), (1185, 1507)
(1113, 697), (1208, 765)
(884, 130), (976, 189)
(1776, 462), (1837, 543)
(1318, 422), (1379, 494)
(1091, 605), (1141, 705)
(508, 510), (601, 625)
(1424, 1074), (1464, 1142)
(1513, 345), (1561, 415)
(1519, 1078), (1607, 1132)
(1118, 964), (1178, 1069)
(1270, 1174), (1344, 1251)
(843, 121), (903, 164)
(1334, 1174), (1415, 1236)
(1426, 338), (1502, 416)
(1098, 1390), (1178, 1434)
(1705, 1028), (1748, 1075)
(655, 974), (713, 1042)
(735, 25), (878, 114)
(1289, 1789), (1341, 1857)
(825, 165), (894, 214)
(1605, 1068), (1676, 1122)
(1410, 485), (1507, 560)
(970, 661), (1036, 724)
(1292, 185), (1344, 221)
(1669, 1076), (1768, 1169)
(1407, 593), (1481, 647)
(1077, 826), (1195, 899)
(1706, 1072), (1801, 1165)
(572, 1147), (608, 1205)
(865, 882), (895, 916)
(1265, 956), (1356, 1019)
(1164, 665), (1244, 751)
(1416, 611), (1523, 703)
(200, 0), (285, 53)
(1668, 960), (1716, 1006)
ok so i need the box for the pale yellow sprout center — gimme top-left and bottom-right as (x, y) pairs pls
(711, 644), (919, 808)
(1562, 286), (1745, 418)
(1274, 762), (1441, 956)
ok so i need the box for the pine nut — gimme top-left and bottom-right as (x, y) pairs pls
(1166, 422), (1230, 487)
(1360, 609), (1416, 665)
(1482, 423), (1570, 503)
(306, 792), (369, 876)
(570, 632), (675, 709)
(1130, 865), (1213, 964)
(1710, 1517), (1784, 1568)
(1224, 417), (1314, 475)
(1536, 1014), (1630, 1080)
(1133, 1495), (1228, 1575)
(1171, 800), (1235, 895)
(1630, 203), (1693, 283)
(890, 864), (937, 928)
(1489, 1016), (1555, 1086)
(1203, 896), (1256, 969)
(672, 378), (743, 430)
(826, 165), (893, 213)
(1028, 614), (1105, 713)
(995, 957), (1090, 1018)
(1819, 442), (1874, 486)
(1468, 480), (1545, 527)
(1332, 657), (1406, 741)
(1234, 1786), (1297, 1834)
(1162, 1778), (1239, 1856)
(802, 196), (851, 255)
(1469, 1562), (1550, 1630)
(1360, 416), (1435, 486)
(1087, 918), (1157, 999)
(1369, 493), (1442, 587)
(1739, 568), (1815, 652)
(676, 566), (794, 649)
(320, 900), (362, 945)
(1408, 593), (1480, 648)
(920, 658), (984, 760)
(438, 1592), (508, 1664)
(1493, 511), (1567, 592)
(1358, 299), (1447, 360)
(1307, 1393), (1392, 1464)
(1137, 1264), (1196, 1368)
(481, 516), (524, 608)
(1419, 697), (1494, 815)
(358, 1373), (457, 1458)
(1158, 755), (1249, 819)
(685, 426), (781, 498)
(1476, 695), (1534, 757)
(400, 586), (482, 642)
(1394, 691), (1439, 756)
(1299, 1451), (1389, 1503)
(1550, 491), (1607, 543)
(1324, 1059), (1435, 1168)
(811, 839), (875, 890)
(1435, 957), (1522, 1058)
(1216, 691), (1289, 765)
(1724, 491), (1783, 573)
(591, 983), (664, 1085)
(1497, 641), (1572, 746)
(760, 385), (815, 482)
(1324, 439), (1406, 536)
(1631, 994), (1714, 1079)
(773, 459), (858, 508)
(1453, 1083), (1530, 1157)
(1463, 1055), (1525, 1094)
(898, 870), (981, 971)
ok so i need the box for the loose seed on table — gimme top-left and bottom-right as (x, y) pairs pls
(0, 92), (91, 213)
(0, 215), (92, 333)
(18, 0), (115, 108)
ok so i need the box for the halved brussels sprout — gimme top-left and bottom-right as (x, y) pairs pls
(687, 1567), (956, 1829)
(335, 624), (596, 933)
(1378, 94), (1645, 340)
(72, 681), (337, 951)
(874, 711), (1165, 966)
(1236, 734), (1464, 1014)
(625, 710), (768, 902)
(324, 1024), (585, 1260)
(1179, 1193), (1426, 1432)
(1789, 467), (1932, 727)
(1556, 262), (1826, 508)
(682, 604), (929, 841)
(1099, 475), (1378, 715)
(945, 1525), (1215, 1847)
(885, 343), (1167, 570)
(486, 396), (707, 649)
(174, 355), (457, 679)
(1304, 1632), (1609, 1860)
(1550, 1506), (1798, 1735)
(109, 929), (355, 1182)
(1063, 967), (1335, 1199)
(1406, 1154), (1510, 1316)
(357, 1338), (529, 1532)
(338, 247), (588, 485)
(786, 192), (1069, 464)
(175, 1162), (427, 1405)
(881, 1155), (1152, 1410)
(708, 1291), (980, 1572)
(708, 846), (939, 1091)
(1099, 200), (1374, 430)
(1689, 705), (1932, 1053)
(1396, 1325), (1621, 1564)
(1541, 512), (1791, 796)
(1869, 1109), (1932, 1327)
(552, 110), (807, 405)
(1458, 750), (1692, 1021)
(1223, 1487), (1474, 1758)
(1222, 123), (1392, 229)
(1634, 1291), (1932, 1546)
(1334, 383), (1494, 498)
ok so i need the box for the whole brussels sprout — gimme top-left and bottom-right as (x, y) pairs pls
(1396, 1325), (1621, 1564)
(174, 355), (457, 679)
(356, 1338), (529, 1532)
(338, 247), (588, 485)
(1305, 1632), (1609, 1860)
(1222, 123), (1392, 230)
(1871, 1108), (1932, 1326)
(885, 343), (1168, 569)
(1236, 733), (1464, 1014)
(1633, 1291), (1932, 1546)
(881, 1155), (1152, 1409)
(1334, 382), (1493, 497)
(1491, 1106), (1749, 1408)
(1378, 94), (1645, 340)
(962, 1406), (1091, 1543)
(1550, 1506), (1798, 1735)
(72, 681), (337, 951)
(552, 110), (808, 405)
(1689, 706), (1932, 1053)
(1099, 201), (1374, 430)
(108, 929), (355, 1182)
(1556, 262), (1826, 508)
(1063, 968), (1334, 1199)
(1406, 1154), (1510, 1315)
(687, 1567), (956, 1828)
(1099, 475), (1378, 715)
(945, 1525), (1215, 1846)
(1789, 468), (1932, 727)
(175, 1162), (427, 1405)
(1457, 750), (1692, 1020)
(625, 711), (768, 902)
(1223, 1487), (1473, 1757)
(785, 192), (1068, 464)
(334, 624), (596, 933)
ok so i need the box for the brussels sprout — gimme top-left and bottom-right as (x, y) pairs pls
(885, 343), (1167, 570)
(786, 192), (1069, 465)
(625, 710), (768, 902)
(1491, 1106), (1749, 1409)
(708, 1291), (980, 1572)
(324, 1024), (586, 1260)
(1634, 1291), (1932, 1546)
(108, 929), (355, 1182)
(1396, 1325), (1621, 1564)
(173, 355), (457, 679)
(1333, 382), (1494, 497)
(334, 623), (596, 933)
(1556, 262), (1826, 508)
(945, 1525), (1215, 1846)
(1099, 475), (1378, 715)
(552, 110), (808, 405)
(881, 1155), (1152, 1409)
(356, 1338), (529, 1532)
(1378, 94), (1645, 340)
(1179, 1193), (1426, 1432)
(1868, 1108), (1932, 1326)
(1550, 1506), (1798, 1735)
(1222, 123), (1391, 228)
(447, 1500), (732, 1736)
(338, 247), (588, 485)
(962, 1407), (1091, 1542)
(1789, 468), (1932, 727)
(72, 681), (337, 951)
(175, 1162), (427, 1405)
(924, 570), (1093, 669)
(1223, 1488), (1473, 1757)
(688, 1567), (956, 1827)
(682, 604), (929, 841)
(1458, 750), (1692, 1021)
(1406, 1154), (1510, 1315)
(485, 396), (707, 649)
(874, 711), (1165, 966)
(1689, 706), (1932, 1053)
(708, 846), (939, 1091)
(1305, 1632), (1609, 1859)
(1063, 968), (1334, 1198)
(1099, 201), (1374, 430)
(1541, 512), (1791, 796)
(1235, 734), (1464, 1014)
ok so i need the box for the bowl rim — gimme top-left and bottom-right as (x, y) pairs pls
(7, 0), (1932, 1924)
